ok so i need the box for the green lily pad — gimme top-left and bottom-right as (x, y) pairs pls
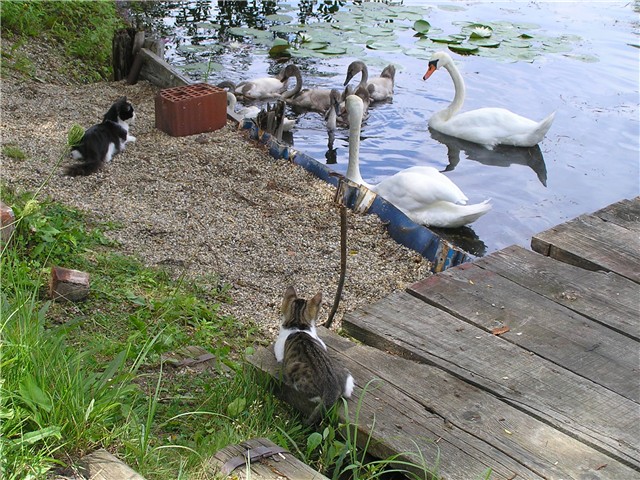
(430, 36), (462, 44)
(366, 39), (401, 51)
(413, 19), (432, 35)
(269, 38), (291, 57)
(448, 44), (479, 54)
(266, 13), (293, 23)
(317, 45), (347, 55)
(469, 38), (501, 48)
(360, 25), (394, 37)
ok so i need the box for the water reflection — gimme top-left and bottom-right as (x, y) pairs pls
(430, 225), (488, 258)
(429, 128), (548, 187)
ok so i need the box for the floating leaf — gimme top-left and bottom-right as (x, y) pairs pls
(448, 44), (479, 54)
(413, 19), (432, 35)
(470, 38), (501, 48)
(430, 36), (462, 45)
(269, 38), (291, 57)
(316, 45), (347, 55)
(360, 25), (394, 37)
(266, 13), (293, 23)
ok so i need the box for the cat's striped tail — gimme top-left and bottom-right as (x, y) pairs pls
(64, 159), (103, 177)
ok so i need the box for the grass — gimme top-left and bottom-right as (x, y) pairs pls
(1, 145), (27, 161)
(0, 0), (126, 82)
(0, 187), (308, 478)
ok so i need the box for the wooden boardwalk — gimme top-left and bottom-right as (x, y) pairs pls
(249, 197), (640, 479)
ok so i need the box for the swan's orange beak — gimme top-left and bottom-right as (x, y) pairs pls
(423, 64), (436, 81)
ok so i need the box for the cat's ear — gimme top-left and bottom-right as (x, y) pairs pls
(307, 292), (323, 319)
(282, 286), (297, 313)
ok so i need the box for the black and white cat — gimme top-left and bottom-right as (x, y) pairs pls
(65, 97), (136, 176)
(274, 286), (354, 425)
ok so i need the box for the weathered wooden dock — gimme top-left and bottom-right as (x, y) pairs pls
(249, 197), (640, 479)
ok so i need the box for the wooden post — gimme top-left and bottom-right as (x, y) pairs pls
(112, 27), (138, 81)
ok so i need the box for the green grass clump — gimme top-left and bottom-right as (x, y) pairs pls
(0, 0), (126, 81)
(2, 145), (27, 161)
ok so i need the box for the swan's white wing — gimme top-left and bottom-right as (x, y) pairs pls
(431, 107), (551, 148)
(238, 77), (286, 99)
(367, 77), (393, 102)
(372, 166), (469, 211)
(404, 200), (492, 228)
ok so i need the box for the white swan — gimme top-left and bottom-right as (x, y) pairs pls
(344, 61), (395, 102)
(423, 51), (555, 149)
(345, 95), (491, 228)
(225, 92), (260, 120)
(233, 64), (299, 100)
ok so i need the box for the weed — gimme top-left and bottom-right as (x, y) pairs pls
(0, 0), (126, 82)
(1, 145), (27, 161)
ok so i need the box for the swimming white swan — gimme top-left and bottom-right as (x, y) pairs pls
(345, 95), (492, 228)
(225, 92), (260, 120)
(344, 61), (395, 102)
(423, 51), (555, 149)
(233, 64), (299, 100)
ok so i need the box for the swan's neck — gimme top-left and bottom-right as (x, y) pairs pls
(282, 69), (302, 99)
(441, 62), (465, 120)
(346, 105), (365, 185)
(358, 64), (368, 89)
(226, 92), (237, 111)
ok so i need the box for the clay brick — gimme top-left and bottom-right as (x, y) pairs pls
(49, 266), (90, 302)
(155, 83), (226, 137)
(0, 201), (15, 245)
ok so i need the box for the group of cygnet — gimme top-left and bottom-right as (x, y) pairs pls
(217, 60), (395, 130)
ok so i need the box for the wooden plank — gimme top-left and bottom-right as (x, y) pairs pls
(593, 197), (640, 233)
(531, 213), (640, 283)
(207, 437), (328, 479)
(138, 48), (190, 89)
(476, 245), (640, 340)
(249, 330), (639, 479)
(248, 339), (539, 480)
(408, 261), (639, 403)
(342, 291), (640, 469)
(80, 449), (145, 480)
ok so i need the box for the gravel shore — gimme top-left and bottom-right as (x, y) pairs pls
(1, 38), (432, 337)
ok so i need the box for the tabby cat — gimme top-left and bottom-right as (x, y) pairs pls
(65, 97), (136, 176)
(274, 286), (354, 425)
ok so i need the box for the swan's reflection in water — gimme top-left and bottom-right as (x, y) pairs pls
(429, 128), (548, 187)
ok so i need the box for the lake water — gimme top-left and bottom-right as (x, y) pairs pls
(142, 1), (639, 256)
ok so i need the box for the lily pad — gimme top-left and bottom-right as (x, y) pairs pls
(269, 38), (291, 57)
(448, 44), (479, 55)
(360, 25), (394, 37)
(413, 19), (432, 35)
(430, 36), (462, 45)
(266, 13), (293, 23)
(317, 45), (347, 55)
(469, 38), (501, 48)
